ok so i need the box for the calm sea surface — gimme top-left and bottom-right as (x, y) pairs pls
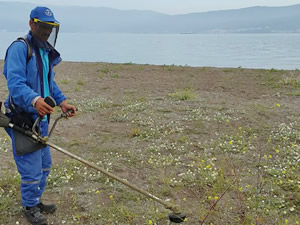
(1, 32), (300, 69)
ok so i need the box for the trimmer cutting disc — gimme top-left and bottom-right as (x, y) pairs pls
(168, 212), (186, 223)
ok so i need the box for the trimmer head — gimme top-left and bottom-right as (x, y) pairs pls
(168, 212), (186, 223)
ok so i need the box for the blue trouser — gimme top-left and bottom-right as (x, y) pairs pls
(6, 121), (52, 207)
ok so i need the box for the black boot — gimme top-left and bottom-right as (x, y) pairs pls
(37, 202), (57, 214)
(24, 206), (47, 225)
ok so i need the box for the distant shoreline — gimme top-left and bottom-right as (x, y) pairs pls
(0, 60), (299, 72)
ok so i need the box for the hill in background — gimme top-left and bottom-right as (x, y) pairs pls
(0, 2), (300, 33)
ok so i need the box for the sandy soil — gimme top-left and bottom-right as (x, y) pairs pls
(0, 60), (299, 224)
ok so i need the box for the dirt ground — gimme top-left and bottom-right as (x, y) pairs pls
(0, 60), (299, 225)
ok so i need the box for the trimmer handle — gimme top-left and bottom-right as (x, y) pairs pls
(44, 96), (56, 108)
(38, 96), (56, 119)
(61, 108), (77, 118)
(33, 96), (57, 136)
(48, 108), (77, 138)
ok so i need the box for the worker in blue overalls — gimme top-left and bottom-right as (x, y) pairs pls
(3, 6), (76, 225)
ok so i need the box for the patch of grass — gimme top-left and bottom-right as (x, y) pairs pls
(288, 91), (300, 96)
(109, 111), (129, 122)
(70, 97), (113, 113)
(177, 135), (189, 143)
(77, 79), (85, 85)
(162, 64), (177, 72)
(223, 68), (234, 73)
(0, 171), (21, 223)
(123, 62), (135, 65)
(121, 100), (149, 112)
(73, 86), (81, 92)
(168, 88), (196, 100)
(280, 76), (300, 88)
(267, 68), (284, 73)
(47, 160), (84, 188)
(99, 67), (110, 73)
(0, 132), (10, 153)
(111, 73), (120, 78)
(213, 127), (256, 154)
(199, 67), (208, 71)
(130, 127), (141, 138)
(263, 74), (281, 88)
(98, 73), (104, 79)
(60, 79), (71, 85)
(237, 66), (244, 71)
(251, 103), (272, 116)
(138, 66), (145, 71)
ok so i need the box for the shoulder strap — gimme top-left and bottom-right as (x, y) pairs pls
(6, 35), (33, 113)
(17, 36), (32, 64)
(4, 35), (33, 64)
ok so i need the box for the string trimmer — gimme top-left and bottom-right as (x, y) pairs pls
(0, 98), (186, 223)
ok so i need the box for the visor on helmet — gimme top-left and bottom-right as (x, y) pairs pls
(33, 18), (60, 47)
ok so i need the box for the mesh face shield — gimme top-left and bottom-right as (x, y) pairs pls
(48, 25), (59, 47)
(33, 18), (59, 47)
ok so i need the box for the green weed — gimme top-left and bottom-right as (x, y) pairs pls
(267, 68), (284, 73)
(288, 91), (300, 96)
(111, 73), (120, 78)
(99, 67), (110, 73)
(223, 68), (234, 73)
(123, 62), (135, 65)
(77, 79), (85, 85)
(0, 171), (21, 223)
(98, 73), (104, 79)
(168, 88), (196, 100)
(70, 97), (113, 113)
(280, 76), (300, 88)
(60, 79), (71, 84)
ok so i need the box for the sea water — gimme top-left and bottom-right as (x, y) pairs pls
(1, 32), (299, 69)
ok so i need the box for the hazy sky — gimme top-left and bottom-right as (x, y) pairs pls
(2, 0), (300, 14)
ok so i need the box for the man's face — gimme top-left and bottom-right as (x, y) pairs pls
(31, 21), (53, 43)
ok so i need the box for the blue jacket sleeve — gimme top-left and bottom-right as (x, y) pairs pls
(5, 42), (40, 110)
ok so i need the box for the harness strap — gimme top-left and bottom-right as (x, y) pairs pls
(6, 36), (33, 113)
(17, 36), (33, 64)
(8, 96), (18, 115)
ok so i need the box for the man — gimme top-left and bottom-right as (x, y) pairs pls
(3, 6), (76, 225)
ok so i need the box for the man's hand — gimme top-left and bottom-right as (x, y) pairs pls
(60, 100), (76, 118)
(35, 97), (54, 117)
